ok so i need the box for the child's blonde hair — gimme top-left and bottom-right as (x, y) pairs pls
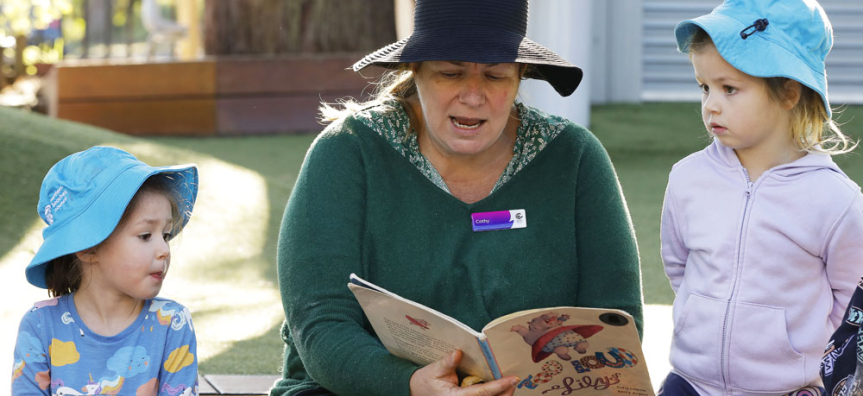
(44, 175), (182, 297)
(689, 29), (855, 155)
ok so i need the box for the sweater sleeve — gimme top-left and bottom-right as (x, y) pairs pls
(822, 192), (863, 329)
(12, 310), (50, 396)
(572, 129), (644, 338)
(660, 178), (688, 293)
(275, 122), (418, 396)
(158, 306), (198, 396)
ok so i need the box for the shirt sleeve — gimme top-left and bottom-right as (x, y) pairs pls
(275, 125), (418, 396)
(12, 310), (51, 396)
(572, 129), (645, 338)
(660, 179), (689, 293)
(822, 193), (863, 329)
(158, 306), (198, 396)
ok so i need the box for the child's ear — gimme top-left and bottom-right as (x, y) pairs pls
(75, 249), (97, 263)
(782, 79), (802, 110)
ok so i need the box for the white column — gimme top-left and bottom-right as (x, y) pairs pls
(519, 0), (593, 127)
(394, 0), (415, 40)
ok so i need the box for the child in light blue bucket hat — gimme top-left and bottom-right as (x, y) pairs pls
(659, 1), (863, 395)
(13, 146), (201, 395)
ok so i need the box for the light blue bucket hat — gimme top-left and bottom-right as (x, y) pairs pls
(674, 0), (833, 117)
(26, 146), (198, 289)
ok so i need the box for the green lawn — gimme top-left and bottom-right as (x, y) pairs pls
(2, 102), (862, 378)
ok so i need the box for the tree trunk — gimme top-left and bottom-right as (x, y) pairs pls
(82, 0), (89, 58)
(203, 0), (396, 55)
(14, 35), (26, 78)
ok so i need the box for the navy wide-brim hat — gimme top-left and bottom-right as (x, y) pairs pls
(674, 0), (833, 117)
(26, 146), (198, 289)
(351, 0), (584, 97)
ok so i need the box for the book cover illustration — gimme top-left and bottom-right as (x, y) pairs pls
(486, 310), (651, 395)
(348, 274), (654, 395)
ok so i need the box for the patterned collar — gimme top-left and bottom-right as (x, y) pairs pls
(353, 100), (567, 194)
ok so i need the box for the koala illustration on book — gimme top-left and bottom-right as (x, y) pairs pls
(511, 312), (603, 362)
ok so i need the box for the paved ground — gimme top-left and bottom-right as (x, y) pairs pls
(643, 304), (673, 391)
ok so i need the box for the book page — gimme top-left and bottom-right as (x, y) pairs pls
(348, 281), (495, 381)
(483, 307), (654, 396)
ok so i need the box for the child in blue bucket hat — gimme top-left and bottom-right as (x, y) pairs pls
(659, 0), (863, 395)
(12, 146), (200, 396)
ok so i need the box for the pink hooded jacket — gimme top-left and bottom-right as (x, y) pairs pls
(661, 140), (863, 395)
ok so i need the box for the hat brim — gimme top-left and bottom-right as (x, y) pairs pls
(675, 15), (831, 117)
(26, 163), (198, 289)
(351, 29), (583, 97)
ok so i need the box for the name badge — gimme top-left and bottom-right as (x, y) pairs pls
(471, 209), (527, 232)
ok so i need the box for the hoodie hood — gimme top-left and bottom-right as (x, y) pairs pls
(705, 139), (848, 180)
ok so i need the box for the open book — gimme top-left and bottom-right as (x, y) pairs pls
(348, 274), (654, 396)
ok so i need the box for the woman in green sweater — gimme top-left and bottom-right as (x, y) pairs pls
(271, 0), (643, 395)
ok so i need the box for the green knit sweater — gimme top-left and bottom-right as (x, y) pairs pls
(271, 105), (643, 396)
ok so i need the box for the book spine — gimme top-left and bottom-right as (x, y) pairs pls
(477, 338), (502, 380)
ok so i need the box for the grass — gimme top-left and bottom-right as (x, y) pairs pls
(2, 102), (863, 383)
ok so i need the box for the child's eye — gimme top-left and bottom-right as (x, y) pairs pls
(723, 86), (737, 94)
(139, 233), (151, 242)
(162, 232), (172, 241)
(699, 84), (709, 94)
(486, 74), (503, 81)
(440, 71), (460, 78)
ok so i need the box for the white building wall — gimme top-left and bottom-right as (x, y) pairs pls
(640, 0), (863, 105)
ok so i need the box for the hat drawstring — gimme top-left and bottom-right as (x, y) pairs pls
(740, 18), (769, 39)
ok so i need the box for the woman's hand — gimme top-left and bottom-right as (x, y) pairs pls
(409, 350), (519, 396)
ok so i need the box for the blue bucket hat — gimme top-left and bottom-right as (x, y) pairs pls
(26, 146), (198, 289)
(674, 0), (833, 117)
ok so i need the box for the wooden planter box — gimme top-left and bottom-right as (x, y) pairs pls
(44, 55), (378, 136)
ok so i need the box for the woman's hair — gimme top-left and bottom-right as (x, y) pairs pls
(689, 28), (855, 155)
(320, 64), (417, 123)
(319, 63), (532, 124)
(44, 174), (183, 297)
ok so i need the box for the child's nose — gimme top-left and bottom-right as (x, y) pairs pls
(156, 241), (170, 259)
(703, 94), (720, 114)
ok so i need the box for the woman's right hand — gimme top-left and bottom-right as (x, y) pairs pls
(409, 350), (519, 396)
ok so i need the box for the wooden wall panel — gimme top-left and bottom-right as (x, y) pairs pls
(216, 55), (374, 95)
(56, 61), (216, 101)
(48, 56), (377, 135)
(57, 99), (216, 136)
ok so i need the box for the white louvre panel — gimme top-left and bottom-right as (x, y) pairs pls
(641, 0), (863, 105)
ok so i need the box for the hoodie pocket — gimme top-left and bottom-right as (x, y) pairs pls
(669, 293), (725, 387)
(727, 302), (805, 392)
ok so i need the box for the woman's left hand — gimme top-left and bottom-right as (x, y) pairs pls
(409, 350), (519, 396)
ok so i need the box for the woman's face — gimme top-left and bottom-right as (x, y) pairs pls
(412, 61), (521, 158)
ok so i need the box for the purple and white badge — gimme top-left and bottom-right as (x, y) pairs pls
(471, 209), (527, 232)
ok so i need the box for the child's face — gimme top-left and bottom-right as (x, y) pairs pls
(84, 192), (174, 301)
(691, 43), (793, 158)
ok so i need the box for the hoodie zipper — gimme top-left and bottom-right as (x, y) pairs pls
(720, 169), (754, 390)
